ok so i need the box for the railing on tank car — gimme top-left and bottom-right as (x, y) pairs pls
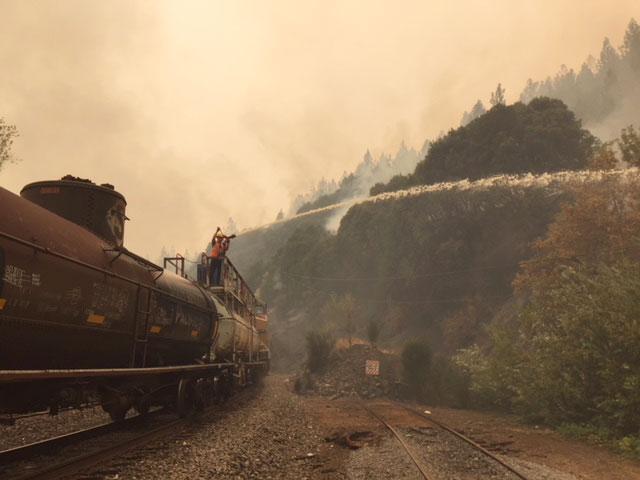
(196, 256), (265, 319)
(163, 254), (185, 277)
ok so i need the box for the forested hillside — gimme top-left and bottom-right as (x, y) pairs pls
(241, 166), (636, 359)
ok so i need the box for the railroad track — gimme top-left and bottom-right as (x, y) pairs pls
(359, 402), (432, 479)
(0, 410), (181, 480)
(360, 401), (531, 480)
(398, 402), (530, 480)
(0, 385), (262, 480)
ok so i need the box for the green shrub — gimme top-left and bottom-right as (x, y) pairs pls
(401, 340), (432, 400)
(557, 423), (612, 445)
(367, 319), (381, 346)
(305, 331), (335, 373)
(428, 355), (471, 407)
(618, 436), (640, 458)
(556, 423), (640, 459)
(462, 260), (640, 436)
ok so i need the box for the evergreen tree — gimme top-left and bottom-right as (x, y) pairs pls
(489, 83), (506, 107)
(598, 37), (619, 72)
(622, 18), (640, 71)
(460, 100), (487, 126)
(618, 126), (640, 167)
(363, 149), (373, 165)
(225, 217), (238, 234)
(517, 22), (639, 129)
(520, 79), (537, 103)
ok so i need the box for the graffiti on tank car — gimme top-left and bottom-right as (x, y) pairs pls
(37, 302), (59, 314)
(89, 282), (129, 321)
(6, 297), (31, 310)
(151, 294), (176, 326)
(63, 287), (83, 305)
(36, 290), (63, 314)
(57, 287), (84, 319)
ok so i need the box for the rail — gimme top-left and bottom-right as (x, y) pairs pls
(359, 402), (432, 479)
(2, 416), (183, 480)
(398, 402), (530, 480)
(0, 410), (163, 464)
(0, 381), (263, 480)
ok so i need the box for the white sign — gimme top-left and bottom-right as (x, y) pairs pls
(365, 359), (380, 376)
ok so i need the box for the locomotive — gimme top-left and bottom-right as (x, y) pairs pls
(0, 176), (269, 421)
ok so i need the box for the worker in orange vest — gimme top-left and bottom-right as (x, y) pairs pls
(209, 227), (236, 286)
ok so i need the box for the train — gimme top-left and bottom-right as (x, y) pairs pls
(0, 176), (269, 421)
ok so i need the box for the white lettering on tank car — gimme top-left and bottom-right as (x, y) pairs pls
(3, 265), (26, 288)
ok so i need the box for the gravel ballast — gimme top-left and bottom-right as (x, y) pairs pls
(73, 375), (335, 479)
(5, 374), (637, 479)
(0, 406), (110, 451)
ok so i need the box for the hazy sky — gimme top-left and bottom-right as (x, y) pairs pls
(0, 0), (638, 257)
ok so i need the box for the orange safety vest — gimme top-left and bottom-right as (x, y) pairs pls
(211, 239), (223, 259)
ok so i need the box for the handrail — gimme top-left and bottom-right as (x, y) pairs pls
(0, 363), (237, 383)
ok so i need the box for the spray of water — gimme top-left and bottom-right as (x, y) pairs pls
(240, 168), (640, 235)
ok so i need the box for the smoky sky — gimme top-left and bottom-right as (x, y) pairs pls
(0, 0), (638, 258)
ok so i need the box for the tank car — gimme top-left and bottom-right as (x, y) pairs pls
(0, 177), (269, 421)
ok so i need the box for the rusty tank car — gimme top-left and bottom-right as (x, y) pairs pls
(0, 177), (269, 420)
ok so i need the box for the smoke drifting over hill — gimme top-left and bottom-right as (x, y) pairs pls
(519, 19), (640, 140)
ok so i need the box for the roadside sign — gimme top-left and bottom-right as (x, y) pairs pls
(365, 359), (380, 376)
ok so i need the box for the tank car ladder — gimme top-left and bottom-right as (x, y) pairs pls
(130, 285), (152, 368)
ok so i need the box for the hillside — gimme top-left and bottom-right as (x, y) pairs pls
(232, 168), (640, 370)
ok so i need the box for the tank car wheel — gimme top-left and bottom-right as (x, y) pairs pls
(101, 390), (131, 422)
(237, 364), (247, 388)
(109, 406), (128, 422)
(177, 378), (202, 418)
(134, 400), (150, 416)
(215, 373), (228, 402)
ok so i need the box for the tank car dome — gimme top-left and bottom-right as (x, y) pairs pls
(20, 175), (128, 247)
